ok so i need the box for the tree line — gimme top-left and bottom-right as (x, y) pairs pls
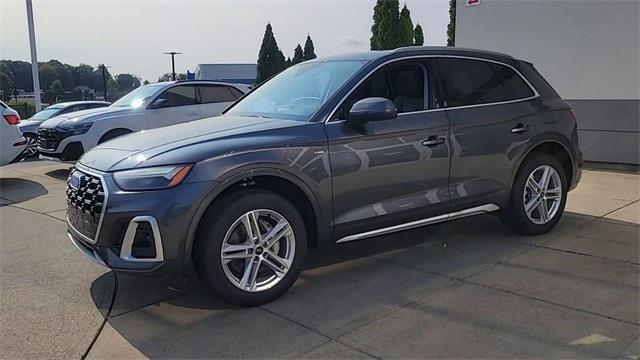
(256, 24), (317, 84)
(0, 60), (141, 103)
(256, 0), (432, 83)
(2, 0), (450, 103)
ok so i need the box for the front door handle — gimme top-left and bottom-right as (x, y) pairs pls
(422, 136), (445, 147)
(511, 124), (529, 134)
(187, 112), (199, 116)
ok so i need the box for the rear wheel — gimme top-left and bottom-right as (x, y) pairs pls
(503, 153), (568, 235)
(194, 189), (307, 306)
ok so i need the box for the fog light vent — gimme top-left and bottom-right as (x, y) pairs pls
(120, 216), (164, 262)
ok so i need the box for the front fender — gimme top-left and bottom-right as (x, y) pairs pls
(182, 148), (332, 275)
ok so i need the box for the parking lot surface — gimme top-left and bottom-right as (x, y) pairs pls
(1, 160), (638, 359)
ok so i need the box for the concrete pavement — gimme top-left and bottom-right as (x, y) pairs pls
(1, 161), (638, 359)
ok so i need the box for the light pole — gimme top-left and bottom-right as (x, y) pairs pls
(26, 0), (41, 111)
(163, 52), (182, 80)
(99, 64), (110, 101)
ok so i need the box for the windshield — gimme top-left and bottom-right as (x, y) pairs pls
(226, 60), (366, 121)
(110, 84), (165, 108)
(29, 107), (62, 120)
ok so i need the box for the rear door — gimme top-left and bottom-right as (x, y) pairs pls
(437, 57), (538, 211)
(326, 59), (451, 240)
(146, 85), (201, 128)
(197, 84), (240, 118)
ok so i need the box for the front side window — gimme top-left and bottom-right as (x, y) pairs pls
(439, 58), (505, 107)
(199, 85), (237, 104)
(337, 61), (427, 119)
(226, 60), (366, 121)
(156, 85), (198, 107)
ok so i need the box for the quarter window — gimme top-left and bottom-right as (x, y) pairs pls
(489, 63), (534, 100)
(199, 85), (238, 104)
(156, 85), (198, 107)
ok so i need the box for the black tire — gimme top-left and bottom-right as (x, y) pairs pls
(193, 189), (307, 306)
(502, 153), (568, 235)
(98, 129), (131, 144)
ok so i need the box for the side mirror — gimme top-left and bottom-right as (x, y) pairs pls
(150, 98), (170, 109)
(346, 97), (397, 127)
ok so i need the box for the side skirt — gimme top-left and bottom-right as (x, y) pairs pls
(335, 204), (500, 244)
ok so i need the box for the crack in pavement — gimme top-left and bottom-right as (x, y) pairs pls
(81, 272), (119, 360)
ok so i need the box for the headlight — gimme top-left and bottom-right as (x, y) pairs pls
(58, 121), (93, 135)
(113, 165), (192, 191)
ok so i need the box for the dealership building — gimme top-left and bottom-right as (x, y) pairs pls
(455, 0), (639, 165)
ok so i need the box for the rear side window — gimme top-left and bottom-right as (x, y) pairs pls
(439, 58), (505, 107)
(198, 85), (238, 104)
(489, 63), (534, 100)
(157, 85), (198, 107)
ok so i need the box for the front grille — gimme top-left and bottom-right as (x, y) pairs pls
(38, 128), (69, 150)
(66, 169), (105, 240)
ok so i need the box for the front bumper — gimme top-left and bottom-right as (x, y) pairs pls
(66, 164), (217, 274)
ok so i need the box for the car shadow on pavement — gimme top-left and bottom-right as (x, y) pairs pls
(88, 212), (639, 359)
(45, 168), (71, 181)
(0, 178), (48, 203)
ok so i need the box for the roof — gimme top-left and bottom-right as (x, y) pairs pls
(313, 46), (516, 63)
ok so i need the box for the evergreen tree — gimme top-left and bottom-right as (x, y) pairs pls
(286, 57), (292, 68)
(256, 23), (287, 84)
(398, 4), (414, 47)
(292, 44), (304, 64)
(447, 0), (456, 46)
(414, 23), (424, 46)
(369, 0), (402, 50)
(303, 35), (317, 60)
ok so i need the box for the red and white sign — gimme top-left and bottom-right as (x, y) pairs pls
(466, 0), (481, 6)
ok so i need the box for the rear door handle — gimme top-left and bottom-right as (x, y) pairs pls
(187, 112), (199, 116)
(422, 136), (446, 147)
(511, 124), (529, 134)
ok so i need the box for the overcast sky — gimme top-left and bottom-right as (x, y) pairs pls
(1, 0), (449, 82)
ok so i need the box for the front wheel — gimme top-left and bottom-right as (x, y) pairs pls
(194, 189), (307, 306)
(503, 153), (568, 235)
(24, 134), (39, 157)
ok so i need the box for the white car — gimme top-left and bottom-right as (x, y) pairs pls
(38, 80), (250, 161)
(0, 101), (27, 166)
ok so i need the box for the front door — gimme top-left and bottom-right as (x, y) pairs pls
(146, 84), (201, 128)
(326, 59), (451, 240)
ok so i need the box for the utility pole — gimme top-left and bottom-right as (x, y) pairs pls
(163, 52), (182, 80)
(26, 0), (41, 111)
(100, 64), (108, 101)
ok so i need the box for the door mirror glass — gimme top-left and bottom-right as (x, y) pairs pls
(150, 98), (170, 109)
(346, 97), (397, 127)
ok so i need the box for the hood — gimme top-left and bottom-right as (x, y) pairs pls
(78, 115), (306, 172)
(17, 119), (43, 132)
(39, 106), (135, 128)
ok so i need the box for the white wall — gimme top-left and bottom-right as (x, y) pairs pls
(455, 0), (639, 100)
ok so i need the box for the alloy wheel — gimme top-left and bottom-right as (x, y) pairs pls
(220, 209), (295, 292)
(25, 136), (38, 157)
(522, 165), (562, 225)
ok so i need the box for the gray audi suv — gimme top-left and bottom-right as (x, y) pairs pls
(66, 47), (582, 306)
